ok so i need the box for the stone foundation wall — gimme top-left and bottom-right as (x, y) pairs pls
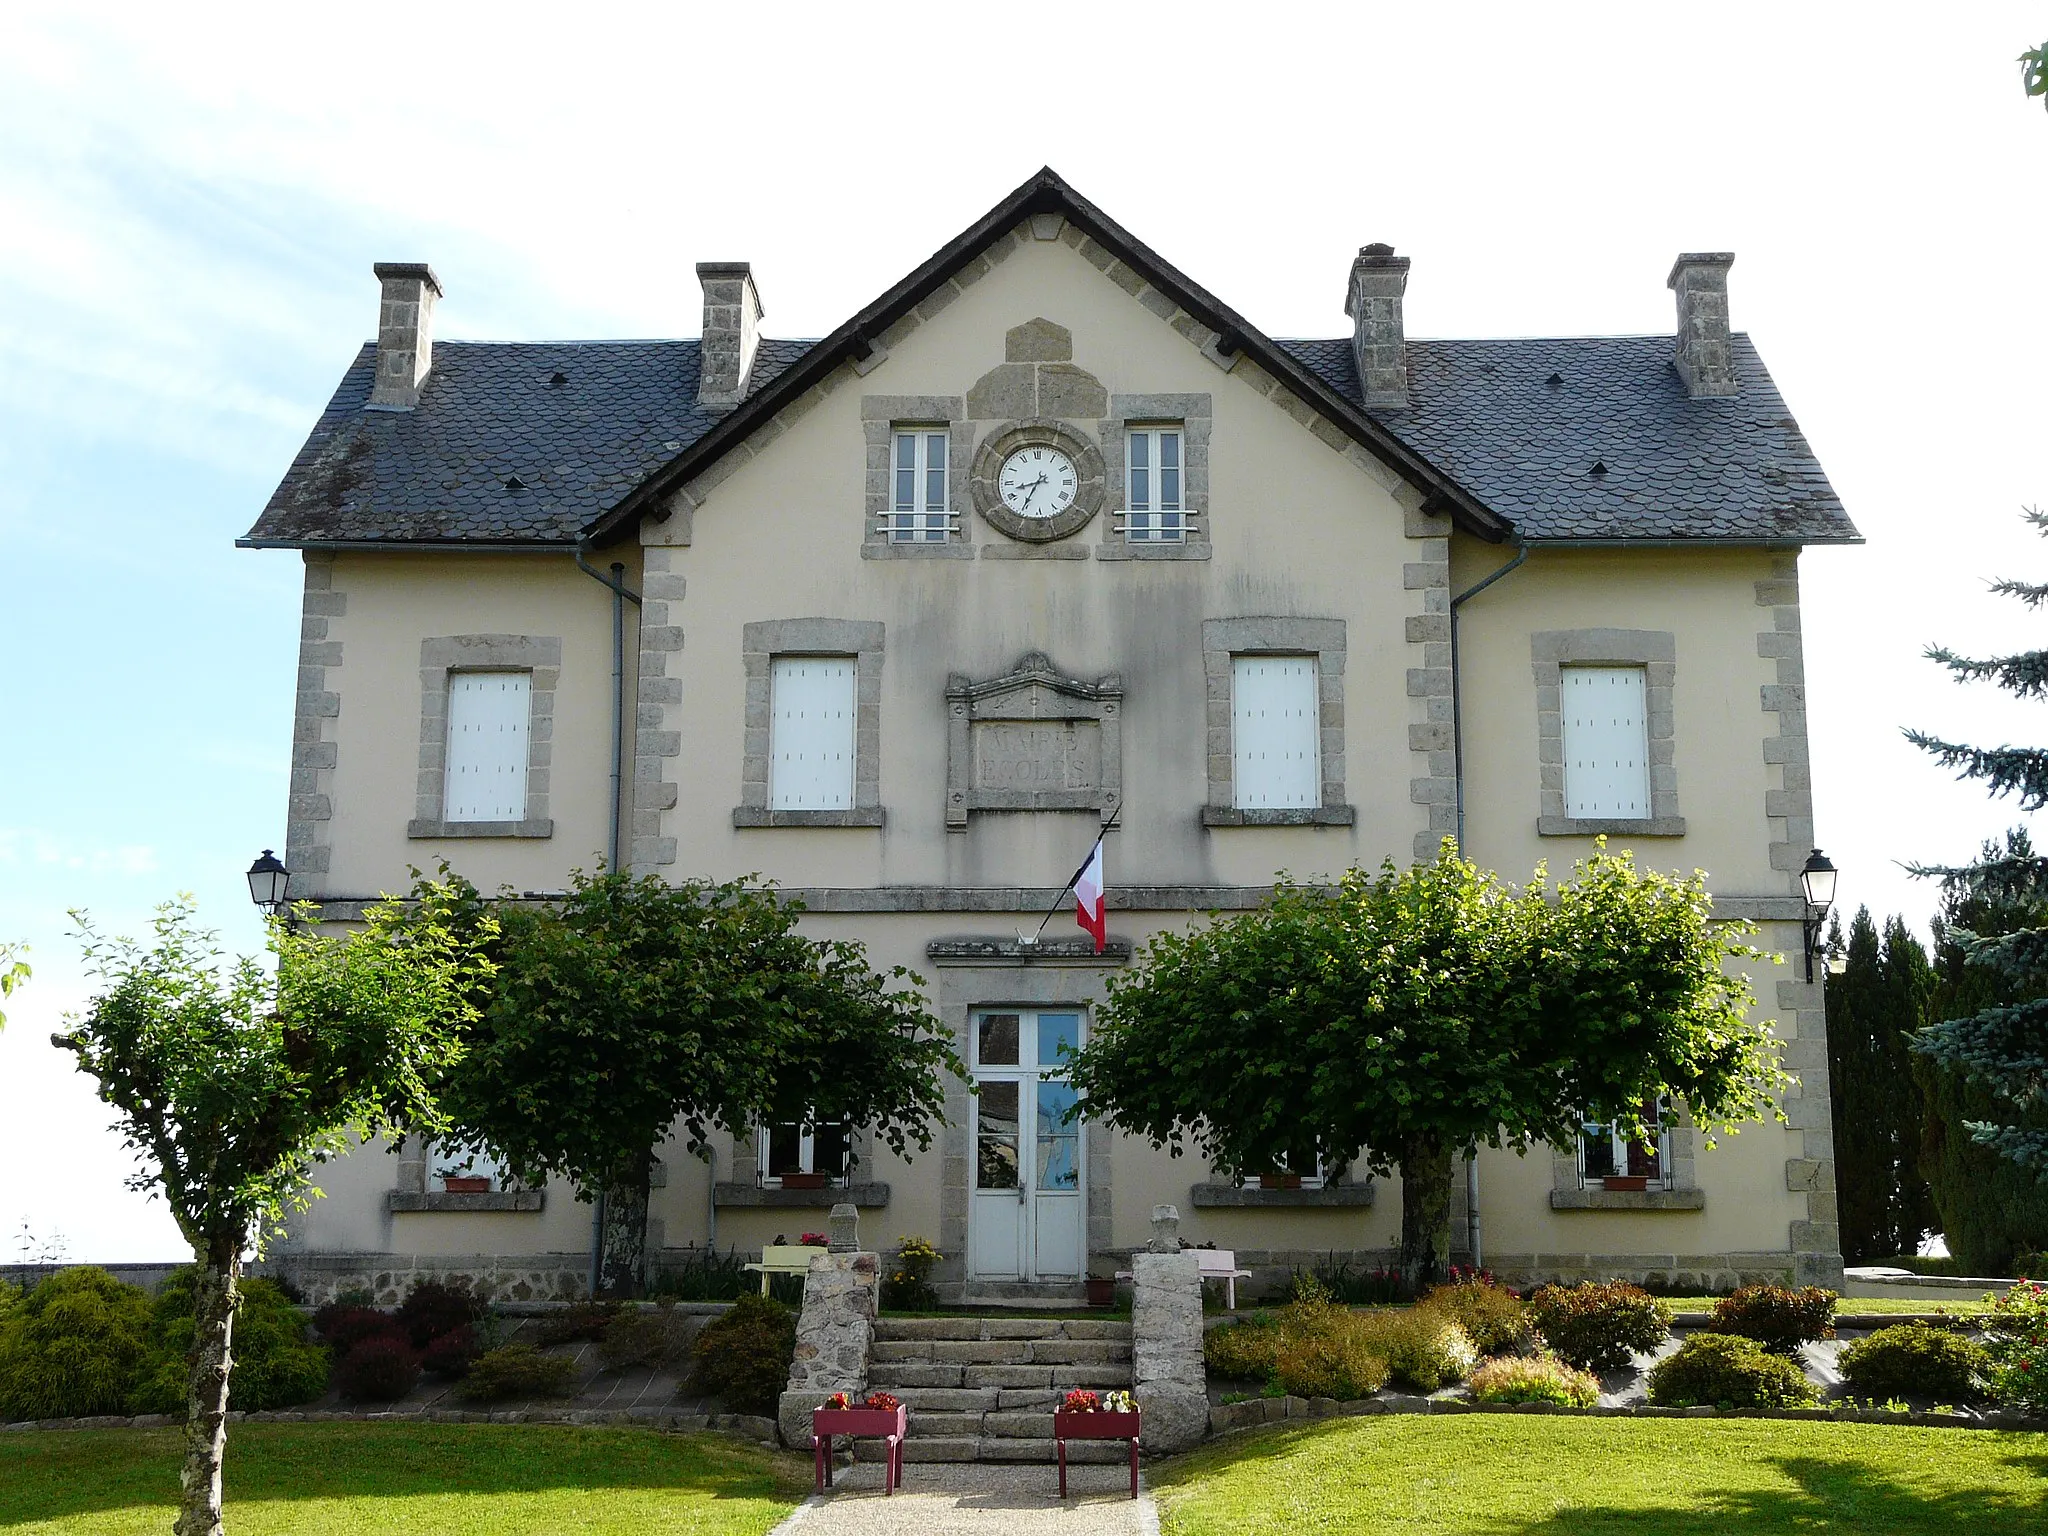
(257, 1252), (592, 1306)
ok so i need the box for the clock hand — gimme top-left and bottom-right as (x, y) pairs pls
(1017, 473), (1047, 509)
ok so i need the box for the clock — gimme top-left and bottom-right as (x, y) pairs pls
(998, 445), (1078, 520)
(971, 421), (1105, 543)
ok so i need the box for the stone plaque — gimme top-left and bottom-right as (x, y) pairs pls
(974, 721), (1101, 793)
(945, 652), (1122, 827)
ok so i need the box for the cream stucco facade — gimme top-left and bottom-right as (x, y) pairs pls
(249, 174), (1851, 1304)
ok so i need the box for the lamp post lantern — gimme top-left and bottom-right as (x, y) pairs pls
(1798, 848), (1837, 983)
(246, 849), (290, 916)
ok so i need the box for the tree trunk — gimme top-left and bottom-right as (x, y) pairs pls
(175, 1233), (241, 1536)
(1397, 1133), (1454, 1294)
(598, 1161), (652, 1298)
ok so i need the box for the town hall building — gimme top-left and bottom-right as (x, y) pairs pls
(241, 168), (1858, 1303)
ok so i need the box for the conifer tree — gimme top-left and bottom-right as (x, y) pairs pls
(1825, 907), (1937, 1261)
(1905, 509), (2048, 1176)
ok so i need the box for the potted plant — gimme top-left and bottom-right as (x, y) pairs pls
(1052, 1389), (1141, 1499)
(812, 1390), (907, 1494)
(1084, 1269), (1117, 1308)
(437, 1166), (491, 1194)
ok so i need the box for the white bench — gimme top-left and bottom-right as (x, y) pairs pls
(743, 1244), (821, 1295)
(1116, 1248), (1255, 1310)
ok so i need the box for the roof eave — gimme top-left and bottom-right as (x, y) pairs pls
(234, 536), (575, 553)
(584, 167), (1513, 548)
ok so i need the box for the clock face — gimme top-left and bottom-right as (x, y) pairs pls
(998, 446), (1078, 519)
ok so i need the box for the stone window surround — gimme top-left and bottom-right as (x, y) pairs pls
(390, 1137), (546, 1213)
(407, 634), (558, 840)
(861, 397), (977, 560)
(716, 1120), (890, 1208)
(1096, 394), (1212, 560)
(1201, 616), (1354, 827)
(1548, 1103), (1703, 1211)
(924, 942), (1124, 1297)
(1531, 628), (1686, 838)
(733, 618), (886, 827)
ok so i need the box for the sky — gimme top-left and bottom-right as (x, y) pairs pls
(2, 3), (2046, 1262)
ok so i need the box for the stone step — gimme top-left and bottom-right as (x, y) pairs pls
(868, 1364), (966, 1389)
(869, 1338), (1131, 1366)
(880, 1386), (1001, 1412)
(871, 1317), (1131, 1342)
(895, 1408), (1063, 1440)
(961, 1364), (1132, 1389)
(903, 1411), (985, 1437)
(855, 1435), (1130, 1465)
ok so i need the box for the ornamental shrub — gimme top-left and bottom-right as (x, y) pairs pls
(533, 1301), (617, 1346)
(1710, 1285), (1838, 1355)
(332, 1335), (421, 1402)
(1271, 1325), (1390, 1400)
(598, 1304), (694, 1372)
(0, 1267), (154, 1420)
(1837, 1322), (1989, 1404)
(1468, 1353), (1600, 1407)
(690, 1293), (796, 1415)
(396, 1280), (482, 1349)
(1982, 1277), (2048, 1411)
(1204, 1315), (1283, 1381)
(1646, 1332), (1818, 1408)
(1421, 1275), (1532, 1357)
(459, 1342), (578, 1402)
(1527, 1281), (1671, 1373)
(313, 1304), (402, 1358)
(419, 1324), (480, 1380)
(129, 1271), (328, 1415)
(1356, 1308), (1478, 1392)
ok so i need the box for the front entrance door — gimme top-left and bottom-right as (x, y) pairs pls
(968, 1009), (1084, 1281)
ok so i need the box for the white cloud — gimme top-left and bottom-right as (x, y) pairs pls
(0, 829), (158, 877)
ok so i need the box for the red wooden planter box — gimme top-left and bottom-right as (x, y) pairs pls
(1053, 1410), (1141, 1499)
(441, 1177), (491, 1193)
(1602, 1175), (1649, 1192)
(779, 1172), (829, 1189)
(812, 1404), (907, 1495)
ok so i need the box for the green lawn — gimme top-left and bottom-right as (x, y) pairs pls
(1152, 1416), (2048, 1536)
(0, 1424), (807, 1535)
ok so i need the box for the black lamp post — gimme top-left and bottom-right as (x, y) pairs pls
(246, 849), (290, 917)
(1799, 848), (1838, 983)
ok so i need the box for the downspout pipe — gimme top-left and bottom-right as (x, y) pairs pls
(1447, 541), (1531, 1274)
(574, 544), (643, 1294)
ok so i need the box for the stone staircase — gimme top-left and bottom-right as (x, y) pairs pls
(857, 1316), (1135, 1463)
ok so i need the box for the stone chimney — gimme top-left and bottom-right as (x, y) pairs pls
(696, 261), (764, 410)
(1345, 243), (1411, 410)
(366, 262), (442, 411)
(1668, 252), (1738, 398)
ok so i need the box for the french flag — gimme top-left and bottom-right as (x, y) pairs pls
(1073, 837), (1106, 953)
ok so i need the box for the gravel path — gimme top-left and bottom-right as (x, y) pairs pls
(770, 1462), (1161, 1536)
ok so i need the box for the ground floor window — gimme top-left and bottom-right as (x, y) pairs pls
(760, 1120), (851, 1186)
(1247, 1150), (1326, 1190)
(1579, 1099), (1671, 1189)
(433, 1145), (508, 1193)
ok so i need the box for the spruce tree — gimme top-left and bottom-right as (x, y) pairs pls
(1825, 907), (1937, 1261)
(1912, 833), (2048, 1271)
(1905, 508), (2048, 1177)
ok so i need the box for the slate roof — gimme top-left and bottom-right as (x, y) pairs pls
(1275, 333), (1857, 544)
(242, 337), (814, 545)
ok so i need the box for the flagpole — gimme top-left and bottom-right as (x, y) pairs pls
(1027, 803), (1121, 945)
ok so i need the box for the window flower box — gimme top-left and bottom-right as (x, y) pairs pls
(779, 1172), (829, 1190)
(1602, 1175), (1649, 1193)
(812, 1398), (906, 1494)
(441, 1176), (492, 1194)
(1257, 1173), (1302, 1190)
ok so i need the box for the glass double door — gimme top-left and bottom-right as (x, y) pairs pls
(968, 1009), (1084, 1281)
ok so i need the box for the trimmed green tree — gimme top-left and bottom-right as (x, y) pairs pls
(1065, 841), (1786, 1286)
(55, 886), (491, 1536)
(432, 869), (963, 1296)
(1824, 907), (1938, 1262)
(1905, 507), (2048, 1178)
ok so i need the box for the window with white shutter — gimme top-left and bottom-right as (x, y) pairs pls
(1232, 656), (1319, 809)
(770, 657), (856, 810)
(1560, 665), (1651, 819)
(444, 672), (530, 822)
